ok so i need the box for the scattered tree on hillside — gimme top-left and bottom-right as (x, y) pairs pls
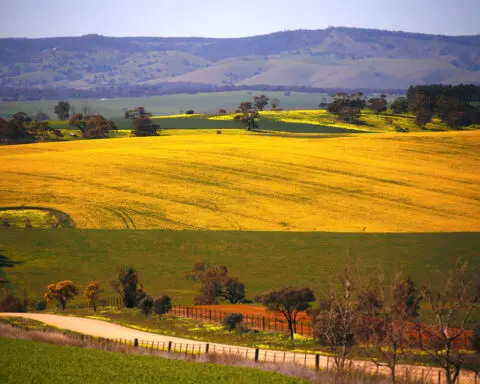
(45, 280), (79, 311)
(253, 95), (269, 111)
(0, 116), (31, 143)
(367, 95), (387, 115)
(390, 97), (409, 114)
(124, 106), (151, 119)
(54, 100), (71, 120)
(415, 108), (433, 129)
(186, 262), (246, 305)
(327, 93), (365, 123)
(154, 295), (172, 317)
(261, 286), (315, 340)
(436, 95), (476, 129)
(34, 111), (50, 121)
(218, 109), (227, 114)
(83, 281), (103, 312)
(419, 260), (479, 384)
(271, 98), (280, 110)
(69, 113), (116, 138)
(238, 101), (253, 114)
(131, 117), (160, 136)
(185, 109), (195, 115)
(110, 267), (144, 308)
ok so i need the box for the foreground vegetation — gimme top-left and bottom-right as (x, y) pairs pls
(0, 336), (307, 384)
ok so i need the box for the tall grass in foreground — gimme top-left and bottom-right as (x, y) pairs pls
(0, 324), (426, 384)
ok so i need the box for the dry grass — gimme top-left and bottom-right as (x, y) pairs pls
(1, 130), (479, 231)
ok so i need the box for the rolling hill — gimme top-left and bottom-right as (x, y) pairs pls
(0, 27), (479, 90)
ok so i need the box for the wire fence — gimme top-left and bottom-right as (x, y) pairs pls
(67, 297), (473, 350)
(7, 322), (479, 384)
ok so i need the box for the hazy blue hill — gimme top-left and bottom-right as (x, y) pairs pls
(0, 27), (479, 90)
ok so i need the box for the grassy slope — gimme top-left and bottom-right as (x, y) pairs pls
(1, 230), (478, 304)
(0, 91), (329, 118)
(0, 337), (305, 384)
(1, 131), (479, 232)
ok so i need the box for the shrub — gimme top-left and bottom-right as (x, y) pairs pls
(0, 294), (24, 312)
(216, 130), (222, 134)
(138, 295), (154, 316)
(185, 110), (195, 115)
(154, 295), (172, 317)
(35, 300), (47, 311)
(222, 312), (243, 331)
(218, 109), (227, 114)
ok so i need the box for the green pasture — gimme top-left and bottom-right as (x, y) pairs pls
(1, 230), (478, 308)
(0, 337), (305, 384)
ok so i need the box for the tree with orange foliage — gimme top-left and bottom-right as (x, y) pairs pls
(83, 281), (103, 312)
(45, 280), (78, 311)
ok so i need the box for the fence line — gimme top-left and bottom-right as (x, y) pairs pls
(67, 297), (473, 350)
(7, 322), (478, 384)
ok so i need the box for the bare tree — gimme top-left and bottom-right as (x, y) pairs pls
(420, 260), (479, 384)
(311, 258), (359, 368)
(360, 273), (422, 383)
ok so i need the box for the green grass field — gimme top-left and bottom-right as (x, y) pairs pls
(0, 337), (306, 384)
(1, 230), (478, 306)
(0, 91), (330, 118)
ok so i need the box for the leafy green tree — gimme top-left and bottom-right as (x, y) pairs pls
(261, 286), (315, 340)
(415, 108), (433, 129)
(139, 295), (154, 316)
(271, 98), (280, 110)
(110, 267), (142, 308)
(238, 101), (253, 114)
(54, 101), (71, 120)
(367, 95), (387, 115)
(253, 95), (269, 111)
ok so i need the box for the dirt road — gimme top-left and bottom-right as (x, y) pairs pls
(0, 313), (476, 384)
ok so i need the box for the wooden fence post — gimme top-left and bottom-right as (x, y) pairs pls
(255, 349), (259, 362)
(168, 341), (172, 353)
(205, 343), (209, 354)
(315, 354), (320, 371)
(262, 317), (265, 330)
(438, 370), (441, 384)
(134, 338), (138, 348)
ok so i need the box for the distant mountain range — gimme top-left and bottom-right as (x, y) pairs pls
(1, 27), (479, 91)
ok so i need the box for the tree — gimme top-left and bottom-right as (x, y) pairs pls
(253, 95), (269, 111)
(367, 96), (387, 115)
(0, 294), (24, 312)
(110, 267), (142, 308)
(415, 108), (433, 129)
(139, 295), (154, 316)
(218, 109), (227, 114)
(34, 111), (50, 121)
(222, 312), (243, 331)
(0, 116), (31, 143)
(131, 117), (160, 137)
(54, 101), (71, 120)
(83, 281), (103, 312)
(186, 262), (246, 305)
(311, 259), (359, 368)
(419, 260), (479, 384)
(238, 101), (253, 114)
(240, 111), (259, 131)
(472, 326), (480, 353)
(261, 286), (315, 340)
(185, 110), (195, 115)
(45, 280), (78, 311)
(69, 113), (116, 138)
(154, 295), (172, 317)
(359, 274), (422, 384)
(390, 97), (409, 114)
(271, 98), (280, 110)
(125, 107), (151, 119)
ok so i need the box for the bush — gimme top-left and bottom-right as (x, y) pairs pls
(185, 110), (195, 115)
(0, 294), (24, 312)
(154, 295), (172, 317)
(222, 312), (243, 331)
(138, 295), (154, 316)
(35, 300), (47, 311)
(218, 109), (227, 114)
(216, 130), (222, 134)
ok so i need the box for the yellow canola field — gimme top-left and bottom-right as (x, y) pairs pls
(1, 130), (479, 231)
